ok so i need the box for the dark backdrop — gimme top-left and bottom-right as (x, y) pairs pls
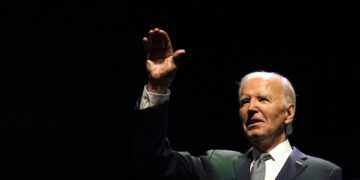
(1, 1), (358, 179)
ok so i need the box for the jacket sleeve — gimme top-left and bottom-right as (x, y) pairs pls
(132, 102), (213, 180)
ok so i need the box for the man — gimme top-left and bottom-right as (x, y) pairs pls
(133, 28), (342, 180)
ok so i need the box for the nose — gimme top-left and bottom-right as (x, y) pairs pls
(248, 98), (258, 109)
(247, 99), (258, 114)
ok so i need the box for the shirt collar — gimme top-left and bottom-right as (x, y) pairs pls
(268, 139), (292, 166)
(251, 139), (292, 166)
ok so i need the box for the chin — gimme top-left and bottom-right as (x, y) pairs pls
(246, 131), (265, 141)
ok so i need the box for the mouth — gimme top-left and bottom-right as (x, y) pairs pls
(246, 118), (264, 128)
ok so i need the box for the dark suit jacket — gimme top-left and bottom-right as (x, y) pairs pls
(235, 147), (342, 180)
(133, 102), (342, 180)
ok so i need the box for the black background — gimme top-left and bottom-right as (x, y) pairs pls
(1, 1), (359, 179)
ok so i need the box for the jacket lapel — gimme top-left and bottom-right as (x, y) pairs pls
(276, 147), (308, 180)
(233, 149), (252, 180)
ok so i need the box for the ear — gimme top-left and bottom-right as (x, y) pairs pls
(284, 104), (295, 125)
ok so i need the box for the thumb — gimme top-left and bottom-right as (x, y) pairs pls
(146, 60), (155, 71)
(173, 49), (186, 64)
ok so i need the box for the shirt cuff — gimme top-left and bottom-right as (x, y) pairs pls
(139, 85), (170, 110)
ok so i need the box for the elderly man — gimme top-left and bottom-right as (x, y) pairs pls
(133, 28), (342, 180)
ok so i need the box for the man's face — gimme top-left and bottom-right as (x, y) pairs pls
(239, 77), (293, 143)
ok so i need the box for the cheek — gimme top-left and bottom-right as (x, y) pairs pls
(265, 109), (286, 125)
(239, 109), (246, 120)
(262, 104), (283, 117)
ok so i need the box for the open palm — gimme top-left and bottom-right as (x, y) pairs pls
(143, 28), (185, 92)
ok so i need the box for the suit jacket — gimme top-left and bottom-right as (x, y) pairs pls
(234, 148), (342, 180)
(133, 102), (342, 180)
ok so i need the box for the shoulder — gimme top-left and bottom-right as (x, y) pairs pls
(205, 149), (243, 160)
(292, 147), (340, 169)
(306, 155), (340, 169)
(201, 150), (243, 179)
(292, 147), (342, 178)
(206, 149), (242, 158)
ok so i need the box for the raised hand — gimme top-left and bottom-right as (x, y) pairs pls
(143, 28), (186, 94)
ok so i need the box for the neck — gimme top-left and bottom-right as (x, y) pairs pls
(251, 133), (287, 152)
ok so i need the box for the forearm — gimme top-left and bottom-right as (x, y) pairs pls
(133, 101), (175, 178)
(133, 99), (205, 180)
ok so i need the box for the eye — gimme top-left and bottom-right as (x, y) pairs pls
(239, 98), (250, 107)
(258, 96), (269, 103)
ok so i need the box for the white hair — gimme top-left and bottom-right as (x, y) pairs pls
(238, 71), (296, 106)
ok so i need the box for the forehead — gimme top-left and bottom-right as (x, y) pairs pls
(240, 77), (284, 96)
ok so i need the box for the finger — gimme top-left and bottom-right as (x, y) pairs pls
(158, 29), (173, 50)
(143, 37), (149, 56)
(173, 49), (186, 64)
(149, 28), (163, 49)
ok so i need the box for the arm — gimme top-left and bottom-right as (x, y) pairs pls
(133, 28), (208, 180)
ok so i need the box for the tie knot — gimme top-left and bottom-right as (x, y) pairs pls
(257, 153), (272, 162)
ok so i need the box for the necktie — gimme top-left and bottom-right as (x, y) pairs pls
(250, 153), (272, 180)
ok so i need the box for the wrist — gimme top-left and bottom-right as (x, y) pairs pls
(146, 83), (168, 94)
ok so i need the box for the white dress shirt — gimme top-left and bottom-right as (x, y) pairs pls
(251, 140), (292, 180)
